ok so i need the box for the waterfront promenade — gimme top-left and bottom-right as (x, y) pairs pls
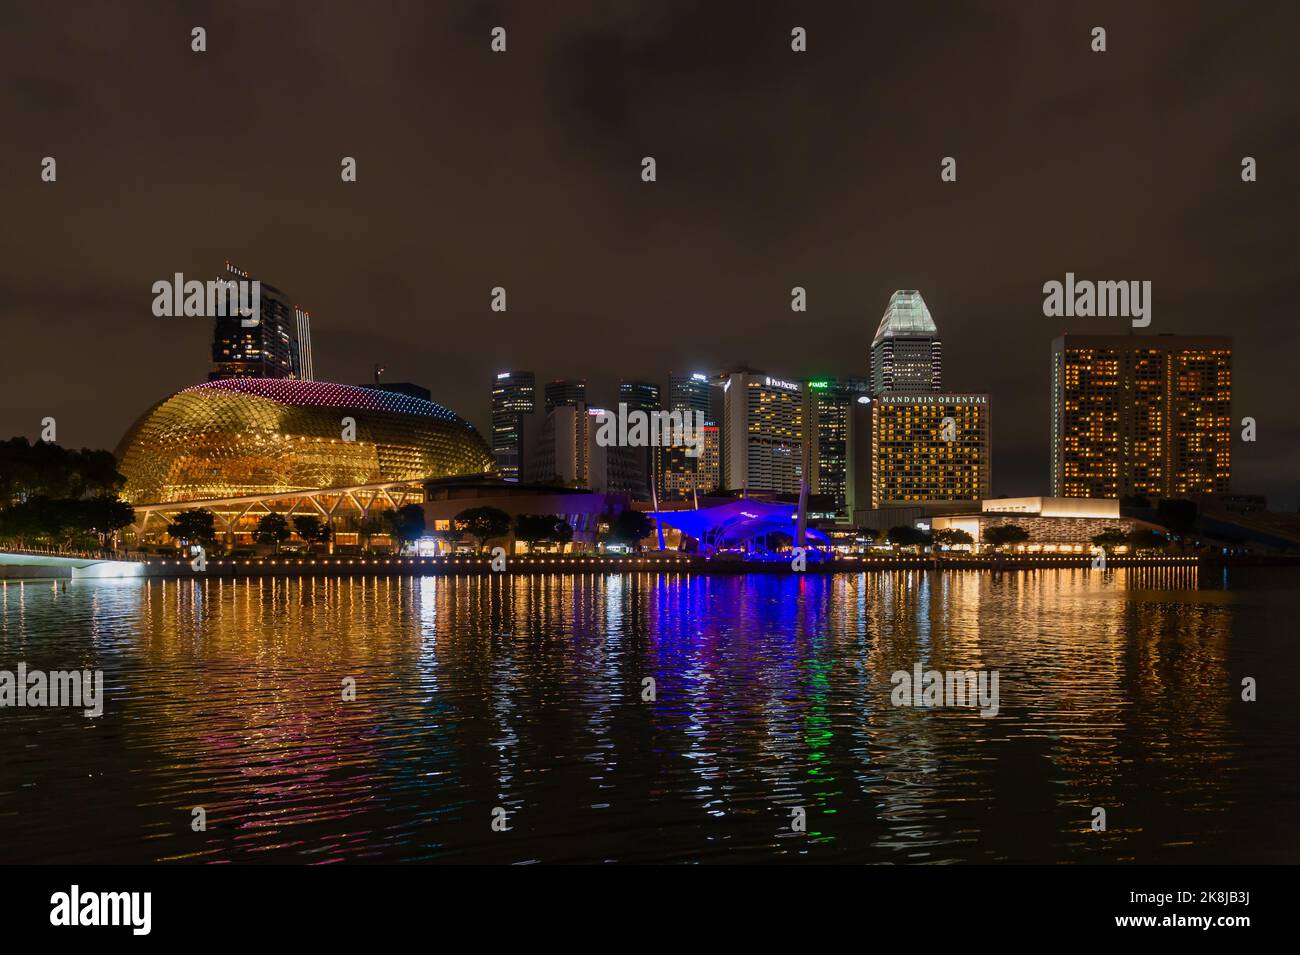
(0, 549), (1235, 580)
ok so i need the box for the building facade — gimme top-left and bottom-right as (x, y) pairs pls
(668, 372), (720, 425)
(116, 378), (495, 505)
(525, 403), (598, 489)
(802, 376), (871, 519)
(654, 425), (720, 502)
(1051, 334), (1232, 498)
(722, 372), (804, 494)
(210, 262), (307, 381)
(871, 393), (990, 507)
(543, 379), (587, 413)
(870, 290), (942, 394)
(490, 370), (536, 481)
(930, 497), (1137, 553)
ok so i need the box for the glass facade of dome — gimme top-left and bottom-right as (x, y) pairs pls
(116, 379), (495, 504)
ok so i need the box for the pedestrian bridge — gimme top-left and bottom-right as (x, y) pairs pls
(0, 551), (146, 579)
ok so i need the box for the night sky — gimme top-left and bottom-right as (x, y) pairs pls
(3, 2), (1298, 505)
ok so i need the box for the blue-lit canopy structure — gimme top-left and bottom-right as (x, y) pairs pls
(649, 500), (830, 557)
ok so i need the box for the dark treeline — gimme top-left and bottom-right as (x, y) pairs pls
(0, 437), (135, 549)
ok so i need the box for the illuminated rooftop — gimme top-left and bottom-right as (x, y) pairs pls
(872, 290), (938, 344)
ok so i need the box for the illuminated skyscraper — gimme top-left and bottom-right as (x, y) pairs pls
(668, 372), (719, 425)
(491, 370), (536, 481)
(721, 371), (803, 494)
(803, 376), (871, 519)
(871, 393), (990, 507)
(656, 372), (722, 502)
(870, 290), (942, 394)
(210, 262), (304, 381)
(1051, 334), (1232, 498)
(294, 307), (314, 381)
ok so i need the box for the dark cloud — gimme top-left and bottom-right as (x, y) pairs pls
(1, 1), (1298, 504)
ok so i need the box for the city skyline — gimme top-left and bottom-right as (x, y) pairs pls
(3, 3), (1298, 510)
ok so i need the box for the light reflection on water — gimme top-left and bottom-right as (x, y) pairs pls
(0, 567), (1297, 864)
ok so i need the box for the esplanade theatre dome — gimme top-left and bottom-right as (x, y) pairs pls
(116, 379), (496, 504)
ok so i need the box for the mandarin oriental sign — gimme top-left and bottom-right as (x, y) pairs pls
(879, 395), (988, 405)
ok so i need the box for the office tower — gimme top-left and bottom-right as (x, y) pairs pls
(668, 372), (719, 425)
(544, 379), (587, 413)
(1051, 334), (1232, 498)
(209, 262), (303, 381)
(803, 377), (871, 519)
(619, 380), (662, 413)
(721, 371), (804, 494)
(294, 307), (314, 381)
(491, 370), (536, 481)
(618, 380), (661, 499)
(871, 393), (991, 507)
(870, 290), (942, 394)
(525, 403), (599, 489)
(654, 426), (720, 502)
(658, 372), (722, 502)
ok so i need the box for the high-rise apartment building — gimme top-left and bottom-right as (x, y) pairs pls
(209, 262), (306, 381)
(721, 371), (803, 494)
(870, 290), (942, 394)
(491, 370), (536, 481)
(871, 393), (990, 507)
(1051, 334), (1231, 498)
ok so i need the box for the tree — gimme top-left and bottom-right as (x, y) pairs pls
(0, 496), (66, 547)
(384, 503), (427, 553)
(983, 524), (1030, 551)
(514, 514), (575, 551)
(1090, 527), (1129, 553)
(514, 513), (554, 549)
(1128, 527), (1167, 552)
(886, 524), (931, 549)
(168, 508), (216, 548)
(355, 514), (385, 553)
(454, 506), (510, 552)
(255, 512), (290, 554)
(292, 514), (331, 554)
(78, 495), (136, 547)
(607, 510), (654, 551)
(932, 528), (974, 549)
(0, 437), (125, 505)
